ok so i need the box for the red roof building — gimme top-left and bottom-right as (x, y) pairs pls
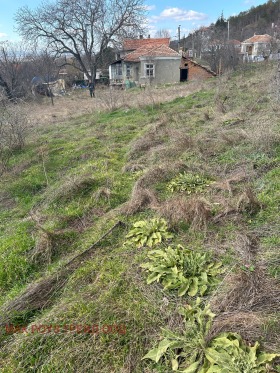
(123, 38), (170, 51)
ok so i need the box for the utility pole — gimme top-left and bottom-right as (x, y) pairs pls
(227, 20), (230, 41)
(178, 25), (181, 51)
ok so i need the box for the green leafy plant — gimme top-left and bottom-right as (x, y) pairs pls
(125, 218), (173, 248)
(143, 299), (279, 372)
(142, 298), (215, 372)
(141, 245), (223, 296)
(200, 332), (279, 373)
(167, 173), (211, 194)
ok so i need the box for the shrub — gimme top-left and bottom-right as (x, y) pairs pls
(0, 104), (27, 174)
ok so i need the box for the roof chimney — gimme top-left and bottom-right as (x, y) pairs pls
(148, 34), (150, 38)
(139, 34), (143, 39)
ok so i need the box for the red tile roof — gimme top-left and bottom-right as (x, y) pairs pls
(124, 44), (180, 62)
(228, 39), (241, 45)
(123, 38), (170, 51)
(242, 34), (272, 43)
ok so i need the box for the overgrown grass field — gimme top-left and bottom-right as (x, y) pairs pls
(0, 62), (279, 372)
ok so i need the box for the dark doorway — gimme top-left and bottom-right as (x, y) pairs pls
(180, 68), (188, 82)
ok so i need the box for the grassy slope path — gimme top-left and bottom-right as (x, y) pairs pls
(0, 64), (279, 372)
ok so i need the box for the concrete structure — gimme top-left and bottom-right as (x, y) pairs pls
(109, 38), (181, 87)
(241, 34), (272, 61)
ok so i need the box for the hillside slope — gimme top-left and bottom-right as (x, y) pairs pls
(0, 63), (279, 372)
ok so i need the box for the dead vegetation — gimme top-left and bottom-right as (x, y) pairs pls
(0, 103), (28, 174)
(26, 80), (207, 128)
(28, 212), (77, 265)
(121, 185), (158, 215)
(237, 186), (262, 215)
(208, 264), (280, 350)
(157, 195), (212, 230)
(208, 311), (265, 345)
(232, 233), (259, 263)
(211, 266), (280, 314)
(128, 132), (166, 160)
(245, 117), (280, 153)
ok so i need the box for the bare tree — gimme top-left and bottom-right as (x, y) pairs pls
(154, 29), (171, 38)
(0, 42), (32, 100)
(15, 0), (146, 80)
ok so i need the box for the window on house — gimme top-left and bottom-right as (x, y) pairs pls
(145, 63), (155, 77)
(126, 64), (131, 77)
(116, 64), (122, 76)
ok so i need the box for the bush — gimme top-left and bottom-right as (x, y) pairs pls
(0, 103), (27, 174)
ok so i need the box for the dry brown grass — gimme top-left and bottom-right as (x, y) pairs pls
(0, 191), (16, 209)
(133, 163), (180, 188)
(244, 117), (280, 153)
(158, 195), (211, 231)
(233, 233), (259, 263)
(94, 187), (111, 202)
(187, 197), (212, 230)
(211, 266), (280, 314)
(219, 130), (247, 146)
(121, 185), (158, 215)
(40, 173), (97, 207)
(208, 311), (265, 345)
(128, 132), (165, 160)
(237, 186), (262, 215)
(25, 80), (208, 128)
(122, 163), (144, 173)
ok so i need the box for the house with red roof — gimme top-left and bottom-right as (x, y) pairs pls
(109, 37), (182, 87)
(241, 34), (272, 61)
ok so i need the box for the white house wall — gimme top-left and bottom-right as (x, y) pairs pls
(139, 57), (181, 85)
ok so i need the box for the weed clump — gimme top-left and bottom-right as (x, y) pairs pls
(167, 172), (211, 194)
(141, 245), (223, 296)
(125, 218), (173, 248)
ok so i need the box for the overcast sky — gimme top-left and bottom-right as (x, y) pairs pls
(0, 0), (268, 42)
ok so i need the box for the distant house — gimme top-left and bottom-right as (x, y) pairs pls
(241, 34), (272, 61)
(109, 37), (181, 87)
(228, 39), (242, 53)
(180, 56), (216, 81)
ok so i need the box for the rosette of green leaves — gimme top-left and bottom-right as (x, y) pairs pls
(142, 299), (215, 372)
(125, 218), (173, 248)
(200, 332), (279, 373)
(167, 172), (211, 194)
(143, 299), (278, 373)
(141, 245), (223, 296)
